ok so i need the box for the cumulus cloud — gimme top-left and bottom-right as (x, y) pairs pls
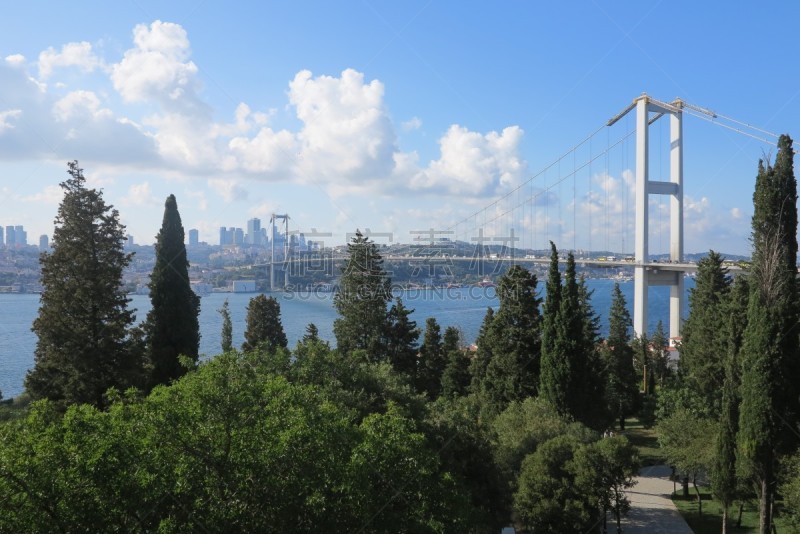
(5, 54), (25, 67)
(208, 178), (248, 203)
(730, 207), (742, 219)
(401, 117), (422, 131)
(111, 20), (203, 114)
(0, 109), (22, 131)
(121, 182), (159, 206)
(22, 185), (63, 205)
(38, 42), (101, 79)
(52, 90), (112, 122)
(411, 125), (526, 195)
(290, 68), (397, 183)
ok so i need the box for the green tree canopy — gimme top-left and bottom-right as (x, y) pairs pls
(26, 161), (142, 407)
(242, 294), (288, 352)
(333, 230), (391, 360)
(146, 194), (200, 388)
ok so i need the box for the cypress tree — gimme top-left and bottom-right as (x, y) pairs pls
(146, 195), (200, 387)
(417, 317), (445, 398)
(384, 297), (419, 379)
(333, 230), (391, 360)
(440, 326), (470, 397)
(539, 242), (568, 411)
(480, 265), (542, 415)
(712, 276), (748, 534)
(26, 161), (142, 407)
(242, 295), (288, 352)
(738, 134), (797, 533)
(219, 299), (233, 353)
(469, 307), (495, 394)
(679, 251), (731, 407)
(603, 283), (637, 430)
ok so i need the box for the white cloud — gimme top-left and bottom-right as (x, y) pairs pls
(412, 125), (526, 195)
(22, 185), (62, 205)
(208, 178), (247, 203)
(121, 182), (159, 206)
(38, 42), (101, 79)
(52, 90), (112, 122)
(0, 109), (22, 131)
(730, 207), (742, 219)
(401, 116), (422, 131)
(290, 68), (397, 183)
(111, 20), (202, 113)
(5, 54), (25, 67)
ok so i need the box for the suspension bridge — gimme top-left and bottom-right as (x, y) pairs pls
(264, 93), (788, 342)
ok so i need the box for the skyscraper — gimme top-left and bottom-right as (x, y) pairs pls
(6, 226), (15, 247)
(39, 234), (49, 250)
(246, 218), (261, 246)
(0, 226), (4, 247)
(234, 228), (244, 245)
(188, 228), (199, 247)
(15, 226), (26, 246)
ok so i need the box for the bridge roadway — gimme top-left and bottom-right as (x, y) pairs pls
(255, 255), (720, 273)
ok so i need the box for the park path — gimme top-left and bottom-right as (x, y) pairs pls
(619, 464), (693, 533)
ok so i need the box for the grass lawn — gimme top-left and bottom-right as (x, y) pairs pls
(623, 417), (665, 466)
(672, 486), (788, 533)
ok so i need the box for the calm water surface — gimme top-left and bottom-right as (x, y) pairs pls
(0, 279), (692, 399)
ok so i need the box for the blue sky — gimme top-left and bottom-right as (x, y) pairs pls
(0, 1), (797, 255)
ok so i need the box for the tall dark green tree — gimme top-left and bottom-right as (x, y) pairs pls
(738, 134), (797, 534)
(712, 276), (749, 534)
(417, 317), (445, 398)
(440, 327), (470, 398)
(26, 161), (142, 407)
(679, 251), (731, 406)
(384, 297), (419, 379)
(469, 307), (495, 393)
(145, 195), (200, 387)
(242, 295), (288, 352)
(479, 265), (542, 415)
(219, 299), (233, 353)
(333, 230), (391, 360)
(602, 283), (638, 430)
(539, 242), (569, 412)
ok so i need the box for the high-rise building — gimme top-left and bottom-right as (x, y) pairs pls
(126, 234), (135, 247)
(15, 225), (26, 246)
(6, 226), (15, 247)
(246, 218), (261, 246)
(39, 234), (49, 250)
(219, 227), (229, 246)
(234, 228), (244, 245)
(188, 229), (199, 247)
(0, 226), (4, 247)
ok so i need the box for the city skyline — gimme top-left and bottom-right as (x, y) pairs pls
(0, 3), (798, 254)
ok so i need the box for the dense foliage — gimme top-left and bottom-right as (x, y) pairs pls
(146, 194), (200, 387)
(25, 161), (142, 407)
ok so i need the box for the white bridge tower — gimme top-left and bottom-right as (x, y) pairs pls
(609, 94), (685, 339)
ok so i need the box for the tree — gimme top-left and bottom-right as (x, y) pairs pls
(25, 161), (142, 407)
(145, 195), (200, 388)
(242, 295), (288, 352)
(659, 409), (717, 515)
(333, 230), (391, 360)
(481, 265), (542, 414)
(738, 134), (797, 534)
(513, 435), (597, 532)
(572, 436), (640, 533)
(602, 283), (638, 430)
(679, 251), (731, 407)
(539, 242), (568, 412)
(218, 299), (233, 353)
(417, 317), (445, 398)
(469, 307), (495, 393)
(384, 298), (419, 380)
(712, 276), (749, 533)
(440, 327), (470, 398)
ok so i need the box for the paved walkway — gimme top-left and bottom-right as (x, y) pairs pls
(619, 464), (693, 533)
